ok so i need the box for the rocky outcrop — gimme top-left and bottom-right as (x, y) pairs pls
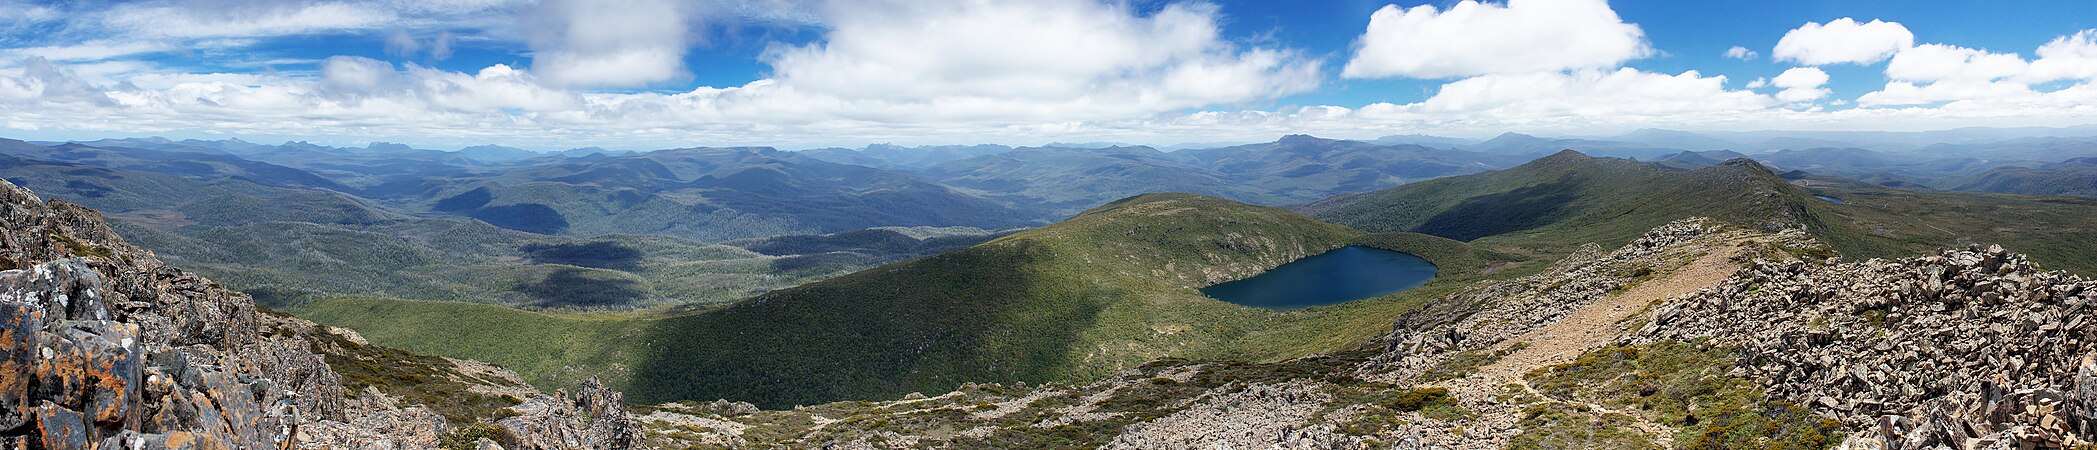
(1, 178), (332, 448)
(1104, 381), (1359, 450)
(497, 378), (645, 450)
(0, 180), (645, 449)
(1632, 244), (2097, 448)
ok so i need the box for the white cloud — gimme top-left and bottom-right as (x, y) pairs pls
(382, 29), (458, 61)
(2028, 30), (2097, 82)
(1745, 78), (1768, 89)
(1885, 44), (2028, 82)
(5, 40), (174, 62)
(99, 2), (397, 39)
(525, 0), (693, 88)
(430, 31), (456, 61)
(0, 0), (63, 34)
(1342, 0), (1650, 79)
(1725, 46), (1758, 60)
(321, 56), (399, 94)
(384, 29), (421, 58)
(1858, 80), (2039, 106)
(1856, 29), (2097, 107)
(1774, 18), (1914, 65)
(0, 58), (113, 105)
(1382, 69), (1770, 121)
(1771, 67), (1830, 102)
(759, 0), (1318, 120)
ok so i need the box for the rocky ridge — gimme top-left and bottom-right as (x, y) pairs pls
(1631, 243), (2097, 448)
(0, 180), (643, 449)
(1373, 218), (1729, 378)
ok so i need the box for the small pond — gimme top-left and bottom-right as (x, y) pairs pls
(1200, 246), (1437, 309)
(1814, 195), (1848, 204)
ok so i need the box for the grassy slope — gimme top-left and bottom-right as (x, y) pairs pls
(1304, 151), (1808, 254)
(1305, 150), (2097, 275)
(285, 296), (651, 390)
(292, 194), (1535, 409)
(624, 194), (1362, 407)
(1793, 179), (2097, 274)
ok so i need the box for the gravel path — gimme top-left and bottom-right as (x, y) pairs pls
(1423, 241), (1746, 448)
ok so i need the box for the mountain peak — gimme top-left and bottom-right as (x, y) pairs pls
(1541, 149), (1591, 160)
(1277, 134), (1329, 144)
(1490, 132), (1539, 141)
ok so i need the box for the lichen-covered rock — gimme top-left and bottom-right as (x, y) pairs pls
(0, 180), (644, 449)
(498, 378), (645, 449)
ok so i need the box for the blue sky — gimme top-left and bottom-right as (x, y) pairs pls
(2, 0), (2096, 150)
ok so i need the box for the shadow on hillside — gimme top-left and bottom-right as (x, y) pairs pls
(517, 268), (645, 308)
(1416, 180), (1579, 241)
(620, 240), (1105, 409)
(471, 203), (569, 235)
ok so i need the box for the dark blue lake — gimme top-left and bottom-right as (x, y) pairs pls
(1200, 246), (1437, 309)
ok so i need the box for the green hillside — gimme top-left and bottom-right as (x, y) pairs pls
(281, 194), (1525, 409)
(1943, 159), (2097, 198)
(1304, 150), (2097, 274)
(1303, 151), (1809, 250)
(622, 194), (1361, 407)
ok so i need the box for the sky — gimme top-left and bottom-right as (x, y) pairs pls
(2, 0), (2096, 150)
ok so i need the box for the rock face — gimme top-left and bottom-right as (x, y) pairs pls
(1632, 244), (2097, 448)
(497, 378), (644, 449)
(0, 180), (645, 449)
(1, 179), (336, 448)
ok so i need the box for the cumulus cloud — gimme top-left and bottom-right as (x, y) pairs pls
(1885, 44), (2028, 82)
(2028, 30), (2097, 82)
(1858, 80), (2039, 106)
(1771, 67), (1830, 102)
(760, 0), (1319, 120)
(1386, 68), (1770, 121)
(0, 58), (113, 105)
(1342, 0), (1650, 79)
(525, 0), (693, 88)
(1856, 29), (2097, 107)
(1774, 18), (1914, 65)
(321, 56), (399, 94)
(1725, 46), (1758, 60)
